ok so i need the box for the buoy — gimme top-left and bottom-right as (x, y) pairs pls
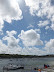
(38, 69), (41, 72)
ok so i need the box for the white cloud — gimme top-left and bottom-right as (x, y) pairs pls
(21, 47), (46, 55)
(51, 24), (54, 30)
(27, 24), (34, 28)
(25, 0), (54, 30)
(44, 40), (48, 44)
(0, 18), (4, 32)
(0, 29), (44, 55)
(3, 30), (19, 48)
(0, 30), (43, 55)
(0, 30), (54, 55)
(7, 45), (22, 54)
(0, 40), (8, 54)
(0, 0), (22, 32)
(18, 29), (43, 46)
(0, 30), (48, 55)
(50, 15), (54, 30)
(38, 20), (49, 27)
(35, 29), (41, 33)
(0, 39), (45, 55)
(44, 39), (54, 54)
(25, 0), (54, 18)
(45, 26), (50, 30)
(1, 30), (22, 54)
(6, 30), (17, 36)
(45, 39), (54, 48)
(0, 39), (22, 54)
(1, 30), (54, 55)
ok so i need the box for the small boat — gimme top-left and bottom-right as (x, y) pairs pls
(3, 64), (24, 70)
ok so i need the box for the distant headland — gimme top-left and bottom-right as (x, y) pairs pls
(0, 54), (54, 58)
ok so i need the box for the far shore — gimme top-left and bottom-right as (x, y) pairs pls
(0, 54), (54, 58)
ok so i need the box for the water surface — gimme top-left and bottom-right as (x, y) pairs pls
(0, 57), (54, 72)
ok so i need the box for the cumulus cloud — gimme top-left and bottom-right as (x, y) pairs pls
(0, 18), (4, 32)
(50, 15), (54, 30)
(27, 24), (34, 28)
(21, 47), (46, 55)
(51, 24), (54, 30)
(45, 39), (54, 48)
(0, 39), (22, 54)
(35, 29), (41, 33)
(3, 30), (19, 48)
(0, 0), (22, 32)
(45, 26), (50, 30)
(0, 40), (8, 54)
(44, 39), (54, 54)
(6, 30), (17, 36)
(7, 45), (22, 54)
(0, 30), (44, 55)
(25, 0), (54, 30)
(0, 39), (45, 55)
(18, 29), (43, 46)
(1, 30), (22, 54)
(38, 20), (49, 27)
(25, 0), (54, 18)
(1, 30), (54, 55)
(0, 30), (54, 55)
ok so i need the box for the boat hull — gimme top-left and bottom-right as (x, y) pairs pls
(3, 66), (24, 70)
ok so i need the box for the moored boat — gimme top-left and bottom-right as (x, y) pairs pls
(3, 64), (24, 70)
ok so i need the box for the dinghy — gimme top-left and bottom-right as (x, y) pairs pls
(3, 64), (24, 70)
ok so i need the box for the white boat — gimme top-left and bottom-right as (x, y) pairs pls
(3, 64), (24, 70)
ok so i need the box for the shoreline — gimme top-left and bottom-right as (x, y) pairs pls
(0, 54), (54, 58)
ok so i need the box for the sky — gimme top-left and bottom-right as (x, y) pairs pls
(0, 0), (54, 55)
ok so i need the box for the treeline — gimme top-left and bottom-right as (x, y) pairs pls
(0, 54), (38, 58)
(0, 54), (54, 58)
